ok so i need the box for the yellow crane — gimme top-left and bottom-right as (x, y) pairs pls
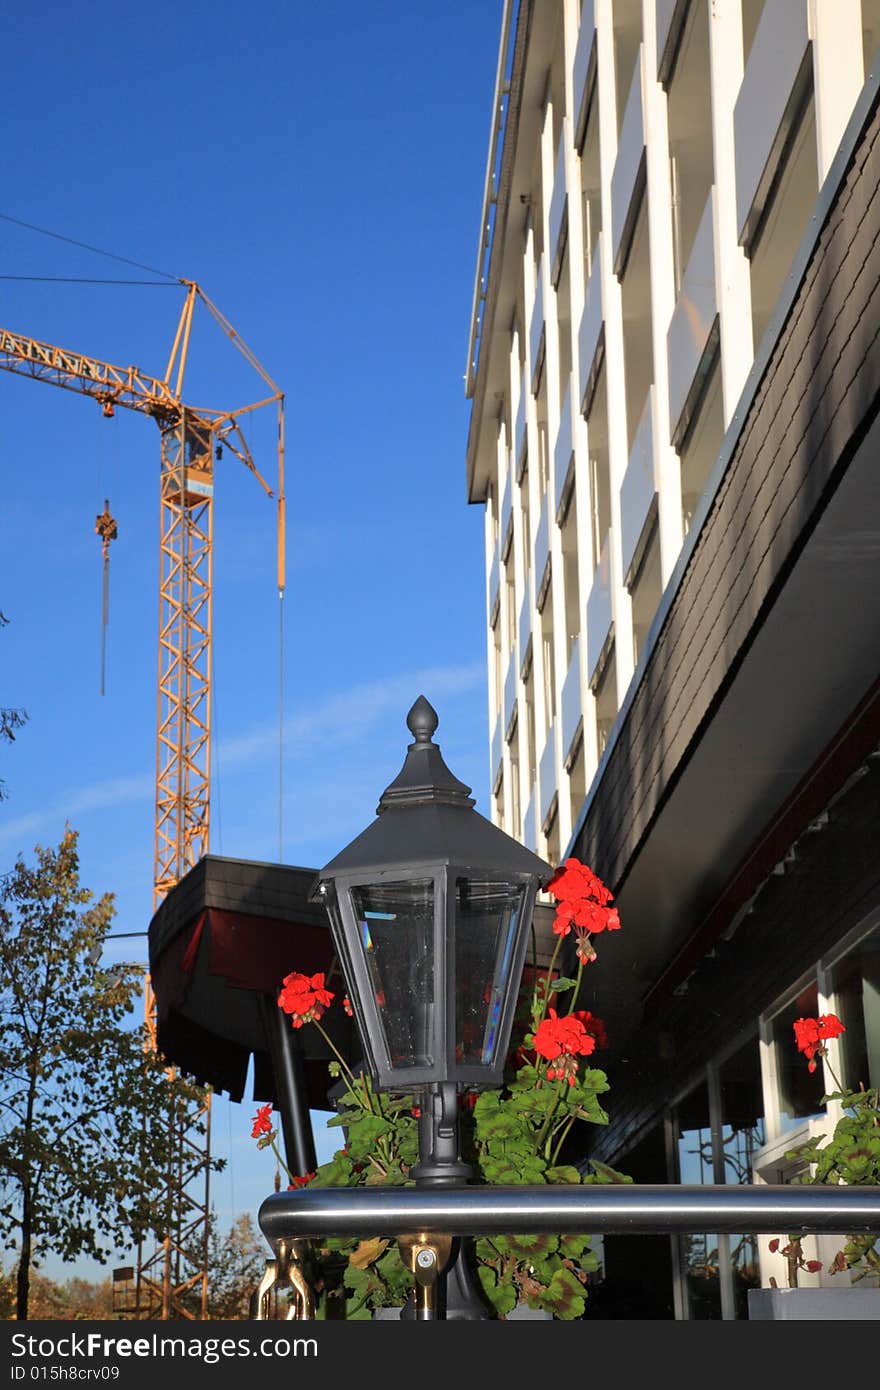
(0, 280), (285, 1317)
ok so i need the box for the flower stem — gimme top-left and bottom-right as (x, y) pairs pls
(549, 1115), (576, 1168)
(270, 1137), (294, 1185)
(538, 935), (563, 1025)
(534, 1075), (566, 1156)
(313, 1018), (358, 1086)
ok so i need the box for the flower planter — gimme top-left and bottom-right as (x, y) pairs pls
(748, 1287), (880, 1320)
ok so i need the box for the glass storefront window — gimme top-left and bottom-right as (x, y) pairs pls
(772, 981), (825, 1132)
(719, 1038), (766, 1318)
(830, 925), (880, 1091)
(674, 1083), (721, 1320)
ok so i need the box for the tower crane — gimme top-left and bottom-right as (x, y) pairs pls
(0, 279), (286, 1318)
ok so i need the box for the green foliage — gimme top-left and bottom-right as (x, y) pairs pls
(267, 953), (627, 1319)
(0, 828), (219, 1319)
(783, 1083), (880, 1283)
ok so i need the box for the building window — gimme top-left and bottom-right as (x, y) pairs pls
(544, 805), (560, 867)
(593, 645), (616, 757)
(674, 1081), (722, 1320)
(555, 242), (572, 395)
(519, 463), (531, 577)
(718, 1038), (766, 1318)
(560, 476), (580, 661)
(537, 417), (550, 497)
(541, 625), (556, 734)
(769, 980), (826, 1135)
(828, 922), (880, 1091)
(509, 731), (521, 839)
(524, 663), (537, 787)
(587, 359), (610, 572)
(748, 88), (818, 354)
(620, 199), (654, 458)
(504, 560), (516, 653)
(491, 609), (502, 710)
(612, 0), (642, 138)
(628, 519), (661, 667)
(579, 88), (601, 281)
(666, 0), (713, 293)
(679, 355), (723, 535)
(568, 733), (585, 832)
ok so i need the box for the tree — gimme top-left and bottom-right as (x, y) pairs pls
(0, 610), (28, 802)
(205, 1213), (267, 1320)
(0, 828), (212, 1319)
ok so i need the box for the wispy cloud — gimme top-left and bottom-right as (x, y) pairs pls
(0, 661), (486, 850)
(217, 660), (485, 769)
(0, 772), (153, 849)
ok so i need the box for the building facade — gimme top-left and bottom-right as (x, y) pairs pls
(464, 0), (880, 1316)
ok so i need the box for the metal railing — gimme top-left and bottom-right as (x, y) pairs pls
(260, 1181), (880, 1239)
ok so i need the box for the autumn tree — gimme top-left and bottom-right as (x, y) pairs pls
(206, 1213), (268, 1319)
(0, 610), (27, 802)
(0, 828), (213, 1319)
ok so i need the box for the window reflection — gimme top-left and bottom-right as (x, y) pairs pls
(719, 1038), (765, 1318)
(831, 925), (880, 1091)
(674, 1084), (721, 1320)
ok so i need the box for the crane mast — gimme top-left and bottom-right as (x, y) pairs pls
(0, 282), (285, 1318)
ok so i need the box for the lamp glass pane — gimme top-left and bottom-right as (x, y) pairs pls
(349, 879), (435, 1070)
(454, 878), (527, 1067)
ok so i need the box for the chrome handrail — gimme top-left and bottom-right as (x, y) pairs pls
(260, 1182), (880, 1242)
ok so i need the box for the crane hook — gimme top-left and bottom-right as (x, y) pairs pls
(95, 499), (118, 561)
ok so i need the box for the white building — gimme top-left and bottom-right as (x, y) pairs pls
(465, 1), (880, 1317)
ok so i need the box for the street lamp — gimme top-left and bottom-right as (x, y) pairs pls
(310, 695), (550, 1315)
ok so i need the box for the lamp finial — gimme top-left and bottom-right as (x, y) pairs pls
(407, 696), (438, 745)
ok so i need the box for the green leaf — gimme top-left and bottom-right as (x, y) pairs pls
(506, 1233), (557, 1258)
(541, 1265), (587, 1320)
(585, 1159), (632, 1184)
(549, 977), (579, 993)
(346, 1113), (394, 1147)
(477, 1265), (516, 1317)
(545, 1165), (582, 1184)
(476, 1110), (525, 1141)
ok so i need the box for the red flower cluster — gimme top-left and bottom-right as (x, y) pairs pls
(342, 995), (353, 1018)
(251, 1103), (274, 1139)
(572, 1009), (609, 1050)
(793, 1014), (846, 1073)
(545, 859), (620, 961)
(533, 1008), (596, 1085)
(277, 971), (334, 1028)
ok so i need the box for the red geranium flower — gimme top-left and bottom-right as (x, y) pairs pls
(793, 1014), (845, 1071)
(572, 1009), (609, 1050)
(545, 859), (620, 954)
(533, 1009), (596, 1085)
(251, 1103), (274, 1139)
(287, 1171), (316, 1189)
(277, 970), (334, 1027)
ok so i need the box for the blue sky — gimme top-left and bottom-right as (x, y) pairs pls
(0, 1), (503, 1281)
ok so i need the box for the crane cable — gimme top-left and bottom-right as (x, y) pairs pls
(94, 500), (117, 696)
(278, 589), (284, 863)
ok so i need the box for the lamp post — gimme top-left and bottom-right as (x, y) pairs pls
(311, 695), (551, 1317)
